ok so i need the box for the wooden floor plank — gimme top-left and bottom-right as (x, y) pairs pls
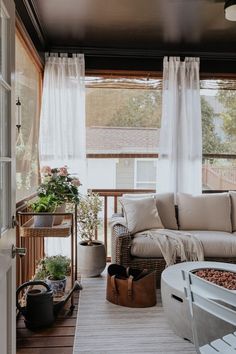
(17, 326), (75, 337)
(17, 348), (72, 354)
(17, 336), (74, 348)
(54, 318), (77, 327)
(17, 317), (77, 329)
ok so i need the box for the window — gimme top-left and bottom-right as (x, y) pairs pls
(15, 31), (42, 202)
(86, 75), (236, 192)
(134, 159), (157, 189)
(86, 75), (161, 257)
(86, 75), (161, 190)
(201, 79), (236, 190)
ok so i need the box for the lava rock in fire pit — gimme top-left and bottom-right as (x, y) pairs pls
(194, 268), (236, 290)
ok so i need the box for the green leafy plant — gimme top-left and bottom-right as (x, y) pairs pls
(38, 166), (81, 205)
(77, 192), (102, 245)
(35, 255), (71, 280)
(29, 195), (58, 212)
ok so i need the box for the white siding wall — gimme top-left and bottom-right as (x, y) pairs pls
(116, 159), (134, 189)
(87, 159), (117, 189)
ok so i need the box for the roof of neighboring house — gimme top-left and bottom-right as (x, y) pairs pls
(86, 126), (159, 154)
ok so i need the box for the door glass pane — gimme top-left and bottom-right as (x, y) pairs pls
(0, 162), (9, 233)
(0, 86), (9, 157)
(0, 5), (9, 83)
(0, 2), (12, 238)
(0, 8), (2, 76)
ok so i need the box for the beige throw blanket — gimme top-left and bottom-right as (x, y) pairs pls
(136, 229), (204, 266)
(111, 217), (204, 266)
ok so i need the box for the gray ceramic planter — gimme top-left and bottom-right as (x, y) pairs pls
(78, 241), (106, 277)
(34, 215), (54, 227)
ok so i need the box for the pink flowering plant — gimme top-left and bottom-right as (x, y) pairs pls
(38, 166), (81, 205)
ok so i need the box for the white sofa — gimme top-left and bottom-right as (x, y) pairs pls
(111, 191), (236, 286)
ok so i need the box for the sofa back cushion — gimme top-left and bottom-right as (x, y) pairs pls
(156, 193), (178, 230)
(120, 197), (164, 234)
(229, 191), (236, 231)
(122, 193), (178, 230)
(177, 193), (232, 232)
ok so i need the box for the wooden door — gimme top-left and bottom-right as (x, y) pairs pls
(0, 0), (16, 353)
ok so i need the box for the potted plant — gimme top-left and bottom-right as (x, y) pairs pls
(38, 166), (81, 225)
(35, 255), (71, 295)
(77, 192), (106, 277)
(29, 195), (58, 227)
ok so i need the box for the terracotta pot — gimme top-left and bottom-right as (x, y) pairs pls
(53, 204), (66, 226)
(78, 241), (106, 277)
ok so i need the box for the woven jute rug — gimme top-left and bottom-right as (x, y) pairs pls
(73, 272), (196, 354)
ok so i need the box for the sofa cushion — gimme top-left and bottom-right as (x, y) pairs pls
(131, 232), (163, 258)
(131, 231), (236, 258)
(230, 191), (236, 232)
(120, 197), (163, 234)
(122, 193), (178, 230)
(192, 231), (236, 258)
(177, 193), (232, 232)
(156, 193), (178, 230)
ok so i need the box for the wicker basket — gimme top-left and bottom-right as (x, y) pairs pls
(19, 218), (71, 238)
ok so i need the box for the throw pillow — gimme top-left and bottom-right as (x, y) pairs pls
(177, 193), (232, 232)
(120, 197), (164, 234)
(122, 193), (178, 230)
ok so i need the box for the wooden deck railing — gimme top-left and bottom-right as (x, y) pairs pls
(202, 165), (236, 190)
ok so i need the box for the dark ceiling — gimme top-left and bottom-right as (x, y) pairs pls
(15, 0), (236, 72)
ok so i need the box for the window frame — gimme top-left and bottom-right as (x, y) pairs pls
(134, 158), (157, 189)
(15, 19), (43, 203)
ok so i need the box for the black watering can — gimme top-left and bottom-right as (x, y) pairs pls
(16, 280), (82, 330)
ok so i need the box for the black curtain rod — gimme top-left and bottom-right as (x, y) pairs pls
(48, 47), (236, 62)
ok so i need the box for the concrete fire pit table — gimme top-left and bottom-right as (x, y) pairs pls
(161, 261), (236, 342)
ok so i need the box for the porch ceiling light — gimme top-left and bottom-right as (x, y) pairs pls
(225, 0), (236, 21)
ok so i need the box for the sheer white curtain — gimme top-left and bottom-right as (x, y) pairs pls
(157, 57), (202, 197)
(39, 53), (86, 257)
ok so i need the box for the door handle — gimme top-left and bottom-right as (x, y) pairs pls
(12, 245), (27, 259)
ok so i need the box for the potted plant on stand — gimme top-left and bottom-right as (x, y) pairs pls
(35, 255), (71, 295)
(38, 166), (81, 225)
(77, 192), (106, 277)
(29, 195), (58, 227)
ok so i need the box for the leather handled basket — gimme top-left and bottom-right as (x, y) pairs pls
(106, 264), (156, 308)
